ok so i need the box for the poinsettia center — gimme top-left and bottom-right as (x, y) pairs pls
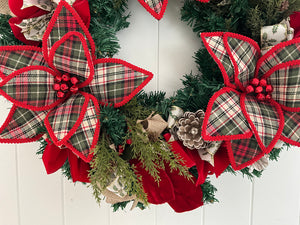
(53, 74), (79, 98)
(245, 78), (273, 101)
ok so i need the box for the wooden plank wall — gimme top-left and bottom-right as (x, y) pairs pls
(0, 1), (300, 225)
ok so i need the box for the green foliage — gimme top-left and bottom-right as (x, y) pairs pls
(0, 15), (23, 46)
(201, 179), (219, 204)
(112, 201), (146, 212)
(88, 0), (130, 57)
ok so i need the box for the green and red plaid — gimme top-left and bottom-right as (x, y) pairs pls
(229, 136), (264, 167)
(0, 106), (46, 141)
(0, 68), (58, 108)
(0, 48), (46, 78)
(243, 95), (281, 147)
(143, 0), (163, 14)
(206, 90), (251, 137)
(268, 65), (300, 108)
(86, 61), (150, 105)
(282, 111), (300, 142)
(258, 42), (300, 78)
(203, 35), (235, 84)
(47, 94), (86, 141)
(67, 100), (98, 157)
(227, 37), (259, 88)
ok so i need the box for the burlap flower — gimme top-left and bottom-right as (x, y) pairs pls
(177, 110), (209, 150)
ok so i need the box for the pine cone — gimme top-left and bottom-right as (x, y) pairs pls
(177, 110), (209, 150)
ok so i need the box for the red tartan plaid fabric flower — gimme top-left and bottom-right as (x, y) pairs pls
(9, 0), (90, 45)
(0, 1), (153, 163)
(138, 0), (210, 20)
(201, 32), (300, 170)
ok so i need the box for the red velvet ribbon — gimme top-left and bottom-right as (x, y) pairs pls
(8, 0), (91, 45)
(290, 12), (300, 39)
(42, 142), (90, 183)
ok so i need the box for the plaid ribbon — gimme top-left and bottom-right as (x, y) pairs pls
(244, 95), (280, 147)
(227, 36), (259, 88)
(282, 111), (300, 142)
(0, 106), (46, 140)
(143, 0), (163, 14)
(203, 35), (235, 84)
(229, 136), (263, 166)
(206, 90), (251, 137)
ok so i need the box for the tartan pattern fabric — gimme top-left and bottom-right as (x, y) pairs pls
(227, 37), (259, 88)
(258, 42), (300, 78)
(47, 93), (85, 141)
(203, 35), (235, 84)
(68, 99), (98, 157)
(143, 0), (163, 14)
(230, 136), (263, 166)
(268, 64), (300, 108)
(86, 62), (149, 105)
(0, 68), (58, 108)
(243, 95), (280, 147)
(0, 107), (46, 140)
(46, 5), (91, 54)
(282, 111), (300, 142)
(0, 49), (46, 78)
(206, 90), (251, 137)
(52, 34), (92, 82)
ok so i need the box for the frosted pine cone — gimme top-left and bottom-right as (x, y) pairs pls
(177, 110), (209, 150)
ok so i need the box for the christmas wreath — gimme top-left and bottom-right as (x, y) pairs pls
(0, 0), (299, 213)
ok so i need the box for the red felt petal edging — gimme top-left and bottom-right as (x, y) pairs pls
(137, 0), (168, 20)
(201, 87), (252, 141)
(94, 58), (153, 108)
(42, 0), (95, 64)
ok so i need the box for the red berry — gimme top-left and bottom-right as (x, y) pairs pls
(266, 85), (273, 93)
(255, 86), (263, 93)
(246, 85), (254, 93)
(53, 83), (60, 91)
(259, 79), (267, 87)
(126, 139), (132, 145)
(60, 83), (69, 91)
(71, 77), (79, 85)
(70, 85), (79, 93)
(62, 74), (70, 81)
(257, 93), (265, 101)
(266, 94), (272, 101)
(55, 76), (62, 83)
(251, 78), (260, 86)
(57, 91), (65, 98)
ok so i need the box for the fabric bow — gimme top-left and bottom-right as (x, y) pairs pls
(0, 1), (153, 165)
(201, 32), (300, 170)
(137, 0), (210, 20)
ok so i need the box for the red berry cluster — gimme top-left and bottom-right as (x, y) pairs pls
(52, 74), (79, 98)
(246, 78), (273, 101)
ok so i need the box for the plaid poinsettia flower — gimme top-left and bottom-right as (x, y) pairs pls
(201, 32), (300, 170)
(138, 0), (210, 20)
(0, 1), (153, 163)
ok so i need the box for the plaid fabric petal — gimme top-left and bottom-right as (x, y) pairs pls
(226, 36), (260, 88)
(49, 32), (94, 84)
(202, 34), (235, 86)
(0, 47), (46, 80)
(85, 59), (153, 107)
(45, 93), (86, 143)
(242, 95), (282, 149)
(281, 111), (300, 144)
(0, 67), (60, 110)
(0, 105), (46, 142)
(43, 1), (94, 63)
(67, 95), (100, 162)
(257, 40), (300, 78)
(267, 63), (300, 109)
(137, 0), (166, 20)
(227, 136), (264, 170)
(203, 88), (251, 139)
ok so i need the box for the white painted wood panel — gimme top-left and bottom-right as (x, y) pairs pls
(0, 1), (299, 225)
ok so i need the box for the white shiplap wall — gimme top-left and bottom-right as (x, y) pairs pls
(1, 1), (300, 225)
